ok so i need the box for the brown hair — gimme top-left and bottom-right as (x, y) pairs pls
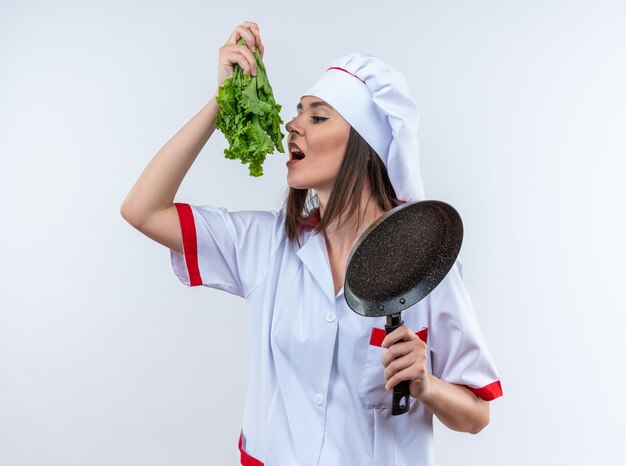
(284, 126), (403, 247)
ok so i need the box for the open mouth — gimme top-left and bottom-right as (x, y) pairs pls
(289, 143), (306, 161)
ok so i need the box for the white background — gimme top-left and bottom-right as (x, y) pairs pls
(1, 0), (625, 465)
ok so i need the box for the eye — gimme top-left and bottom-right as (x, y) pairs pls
(311, 116), (328, 123)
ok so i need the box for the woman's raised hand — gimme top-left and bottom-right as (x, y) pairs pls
(217, 22), (265, 89)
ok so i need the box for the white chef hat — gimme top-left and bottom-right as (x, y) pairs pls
(303, 53), (425, 202)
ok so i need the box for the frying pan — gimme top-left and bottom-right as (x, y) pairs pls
(344, 200), (463, 415)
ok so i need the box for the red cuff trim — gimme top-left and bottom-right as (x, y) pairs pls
(467, 380), (503, 401)
(174, 203), (202, 287)
(239, 431), (264, 466)
(369, 327), (428, 346)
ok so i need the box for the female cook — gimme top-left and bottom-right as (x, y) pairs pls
(121, 21), (502, 466)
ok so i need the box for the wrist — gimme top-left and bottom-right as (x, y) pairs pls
(414, 373), (438, 405)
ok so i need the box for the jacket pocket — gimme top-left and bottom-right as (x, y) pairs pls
(358, 327), (429, 409)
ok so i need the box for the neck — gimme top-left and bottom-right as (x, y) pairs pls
(318, 188), (385, 257)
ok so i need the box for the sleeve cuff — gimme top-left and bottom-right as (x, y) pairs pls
(466, 380), (503, 401)
(171, 203), (203, 287)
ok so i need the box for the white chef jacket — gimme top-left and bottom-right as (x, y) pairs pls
(169, 202), (503, 466)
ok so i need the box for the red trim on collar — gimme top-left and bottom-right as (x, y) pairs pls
(327, 66), (366, 85)
(296, 208), (321, 229)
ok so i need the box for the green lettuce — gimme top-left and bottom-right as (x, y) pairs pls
(215, 38), (285, 177)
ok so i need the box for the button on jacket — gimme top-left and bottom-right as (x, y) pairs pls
(170, 203), (503, 466)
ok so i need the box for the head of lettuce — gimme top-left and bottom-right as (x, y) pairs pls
(215, 38), (285, 177)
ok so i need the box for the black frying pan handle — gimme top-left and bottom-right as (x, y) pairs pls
(385, 314), (411, 416)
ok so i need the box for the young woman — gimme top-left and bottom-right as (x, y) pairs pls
(121, 21), (502, 466)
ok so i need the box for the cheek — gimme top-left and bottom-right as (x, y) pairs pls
(310, 132), (347, 168)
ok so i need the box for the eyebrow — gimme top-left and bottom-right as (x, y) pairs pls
(296, 101), (331, 110)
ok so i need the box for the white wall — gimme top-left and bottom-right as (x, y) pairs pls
(1, 0), (625, 464)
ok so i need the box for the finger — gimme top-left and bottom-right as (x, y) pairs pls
(226, 25), (252, 47)
(227, 25), (257, 53)
(381, 325), (416, 348)
(242, 20), (260, 32)
(224, 45), (257, 76)
(385, 365), (425, 391)
(242, 21), (263, 54)
(383, 352), (422, 381)
(380, 340), (422, 367)
(235, 45), (258, 75)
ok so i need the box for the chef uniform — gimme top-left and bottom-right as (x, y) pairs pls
(169, 53), (503, 466)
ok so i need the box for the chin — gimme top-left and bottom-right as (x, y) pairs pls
(287, 172), (334, 192)
(287, 182), (312, 191)
(286, 175), (312, 190)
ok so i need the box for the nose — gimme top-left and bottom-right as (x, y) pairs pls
(285, 116), (303, 138)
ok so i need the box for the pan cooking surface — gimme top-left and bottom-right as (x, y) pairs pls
(345, 201), (463, 317)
